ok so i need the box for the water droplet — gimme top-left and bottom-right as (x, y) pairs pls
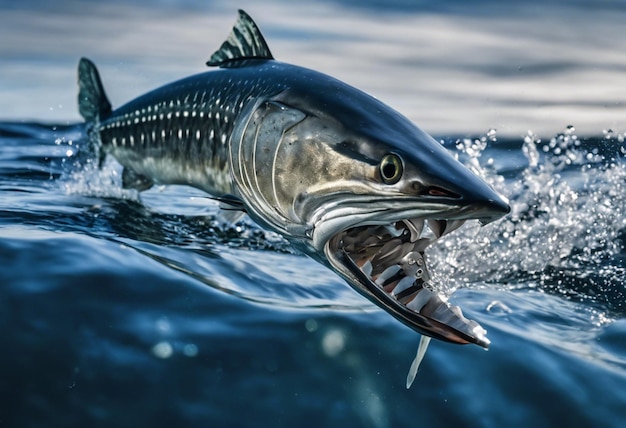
(305, 319), (318, 332)
(486, 300), (512, 314)
(152, 342), (173, 359)
(321, 329), (345, 357)
(156, 317), (171, 333)
(522, 132), (540, 167)
(183, 344), (198, 357)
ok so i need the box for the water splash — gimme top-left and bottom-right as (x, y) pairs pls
(430, 128), (626, 313)
(58, 134), (140, 201)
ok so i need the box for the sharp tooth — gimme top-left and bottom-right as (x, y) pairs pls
(391, 276), (416, 297)
(405, 283), (435, 311)
(361, 260), (373, 277)
(382, 270), (407, 292)
(403, 219), (424, 242)
(441, 219), (466, 237)
(412, 238), (432, 253)
(397, 284), (424, 304)
(370, 240), (412, 276)
(356, 245), (385, 262)
(375, 265), (401, 285)
(426, 219), (447, 238)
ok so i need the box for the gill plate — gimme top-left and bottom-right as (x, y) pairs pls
(229, 99), (306, 235)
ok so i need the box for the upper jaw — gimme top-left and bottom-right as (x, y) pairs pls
(309, 195), (507, 251)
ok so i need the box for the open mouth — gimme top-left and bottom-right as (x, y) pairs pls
(328, 218), (490, 348)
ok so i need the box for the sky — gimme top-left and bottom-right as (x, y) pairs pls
(1, 0), (626, 137)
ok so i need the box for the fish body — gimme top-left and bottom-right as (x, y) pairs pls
(78, 10), (510, 350)
(87, 62), (283, 196)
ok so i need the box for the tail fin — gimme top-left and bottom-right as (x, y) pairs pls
(77, 58), (112, 123)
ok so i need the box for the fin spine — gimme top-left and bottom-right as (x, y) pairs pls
(206, 10), (273, 68)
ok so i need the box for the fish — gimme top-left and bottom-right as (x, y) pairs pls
(77, 9), (510, 382)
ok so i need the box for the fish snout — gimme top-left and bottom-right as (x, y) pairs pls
(428, 153), (511, 224)
(475, 192), (511, 225)
(415, 172), (510, 224)
(453, 176), (510, 224)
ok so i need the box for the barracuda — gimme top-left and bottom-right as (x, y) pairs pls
(78, 10), (510, 383)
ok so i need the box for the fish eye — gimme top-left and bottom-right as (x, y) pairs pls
(379, 153), (403, 184)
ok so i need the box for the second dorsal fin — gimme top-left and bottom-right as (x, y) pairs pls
(206, 10), (274, 68)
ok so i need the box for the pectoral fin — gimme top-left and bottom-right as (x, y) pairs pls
(213, 194), (246, 213)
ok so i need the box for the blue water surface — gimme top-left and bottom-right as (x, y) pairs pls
(1, 122), (625, 428)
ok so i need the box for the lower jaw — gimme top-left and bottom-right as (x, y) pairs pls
(329, 218), (490, 348)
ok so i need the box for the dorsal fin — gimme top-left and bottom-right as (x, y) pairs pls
(206, 10), (274, 68)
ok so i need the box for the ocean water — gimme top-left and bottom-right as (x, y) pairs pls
(2, 124), (625, 427)
(2, 1), (626, 427)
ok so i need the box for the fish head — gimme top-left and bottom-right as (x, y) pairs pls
(229, 66), (510, 347)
